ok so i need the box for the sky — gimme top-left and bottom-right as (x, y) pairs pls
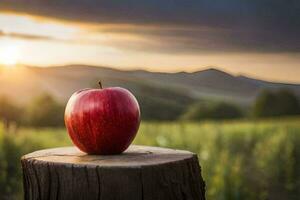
(0, 0), (299, 83)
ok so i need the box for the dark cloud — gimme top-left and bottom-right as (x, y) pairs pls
(98, 25), (300, 54)
(0, 30), (53, 40)
(0, 29), (110, 47)
(1, 0), (300, 53)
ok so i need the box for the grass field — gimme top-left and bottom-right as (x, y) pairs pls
(0, 118), (299, 199)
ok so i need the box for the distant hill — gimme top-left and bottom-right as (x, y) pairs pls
(0, 65), (300, 107)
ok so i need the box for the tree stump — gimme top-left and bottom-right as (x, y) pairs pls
(21, 145), (205, 200)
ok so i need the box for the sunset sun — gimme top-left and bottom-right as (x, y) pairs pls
(0, 44), (20, 67)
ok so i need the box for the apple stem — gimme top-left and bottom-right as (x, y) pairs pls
(99, 81), (103, 89)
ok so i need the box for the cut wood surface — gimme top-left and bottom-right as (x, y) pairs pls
(21, 145), (206, 200)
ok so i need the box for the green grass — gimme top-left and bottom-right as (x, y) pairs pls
(0, 118), (300, 199)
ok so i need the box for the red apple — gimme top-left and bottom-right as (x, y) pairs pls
(64, 82), (140, 155)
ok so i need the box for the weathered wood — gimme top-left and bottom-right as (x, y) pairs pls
(21, 145), (205, 200)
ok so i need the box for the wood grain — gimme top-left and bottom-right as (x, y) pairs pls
(21, 145), (206, 200)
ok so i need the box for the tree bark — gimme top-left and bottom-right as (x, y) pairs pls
(21, 145), (205, 200)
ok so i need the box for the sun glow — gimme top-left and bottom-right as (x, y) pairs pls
(0, 44), (20, 67)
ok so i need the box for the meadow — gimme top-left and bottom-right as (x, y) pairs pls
(0, 118), (299, 200)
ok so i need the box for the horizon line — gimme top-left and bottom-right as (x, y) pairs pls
(3, 63), (300, 85)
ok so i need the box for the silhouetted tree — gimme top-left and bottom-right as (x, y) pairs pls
(26, 93), (65, 127)
(181, 101), (243, 121)
(0, 96), (22, 129)
(277, 90), (300, 115)
(253, 89), (300, 117)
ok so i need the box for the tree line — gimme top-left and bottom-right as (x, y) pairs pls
(0, 94), (64, 129)
(0, 89), (299, 127)
(181, 89), (300, 121)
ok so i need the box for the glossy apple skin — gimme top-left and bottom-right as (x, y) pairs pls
(64, 87), (140, 155)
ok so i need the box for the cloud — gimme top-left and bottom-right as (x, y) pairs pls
(0, 30), (54, 40)
(94, 25), (300, 54)
(1, 0), (300, 53)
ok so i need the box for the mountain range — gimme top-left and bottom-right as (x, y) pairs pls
(0, 65), (299, 107)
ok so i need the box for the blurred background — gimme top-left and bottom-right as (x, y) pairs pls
(0, 1), (300, 199)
